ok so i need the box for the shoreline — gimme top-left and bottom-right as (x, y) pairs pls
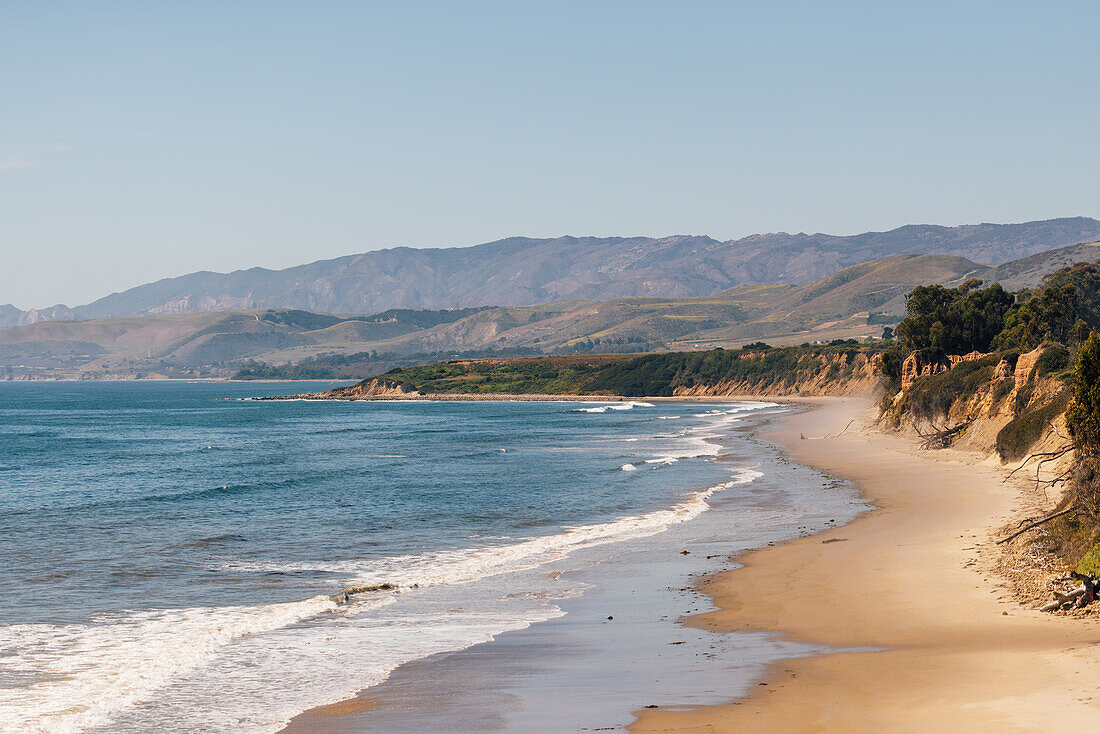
(276, 398), (858, 733)
(260, 391), (801, 402)
(271, 395), (1100, 733)
(633, 397), (1100, 732)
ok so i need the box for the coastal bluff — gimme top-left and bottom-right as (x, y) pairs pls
(267, 347), (885, 402)
(285, 377), (419, 400)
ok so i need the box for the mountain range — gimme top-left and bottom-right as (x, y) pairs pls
(6, 236), (1100, 380)
(4, 217), (1100, 328)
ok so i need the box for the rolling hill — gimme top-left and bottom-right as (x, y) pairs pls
(0, 254), (982, 379)
(7, 237), (1100, 381)
(3, 217), (1098, 327)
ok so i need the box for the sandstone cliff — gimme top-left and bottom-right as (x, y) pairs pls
(671, 350), (883, 398)
(290, 378), (418, 400)
(887, 345), (1071, 461)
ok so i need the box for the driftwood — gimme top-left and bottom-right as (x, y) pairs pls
(996, 506), (1078, 545)
(824, 420), (855, 439)
(1040, 572), (1100, 612)
(802, 420), (856, 441)
(1074, 572), (1099, 607)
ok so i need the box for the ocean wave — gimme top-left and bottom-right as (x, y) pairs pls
(573, 401), (654, 413)
(0, 595), (360, 734)
(1, 464), (763, 734)
(229, 466), (764, 595)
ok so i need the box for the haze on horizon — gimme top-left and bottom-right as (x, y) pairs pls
(2, 1), (1098, 310)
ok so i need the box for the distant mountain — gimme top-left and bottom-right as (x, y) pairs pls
(7, 217), (1100, 324)
(0, 253), (989, 379)
(7, 222), (1100, 380)
(0, 308), (493, 378)
(0, 304), (75, 329)
(976, 241), (1100, 292)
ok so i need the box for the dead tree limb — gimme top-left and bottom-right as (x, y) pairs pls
(915, 419), (972, 450)
(1040, 586), (1085, 612)
(1048, 421), (1071, 442)
(996, 506), (1078, 544)
(1003, 443), (1075, 483)
(1071, 571), (1098, 607)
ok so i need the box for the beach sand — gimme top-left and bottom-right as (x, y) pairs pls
(632, 397), (1100, 733)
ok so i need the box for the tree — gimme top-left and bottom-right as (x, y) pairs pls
(1067, 331), (1100, 454)
(894, 281), (1014, 356)
(996, 264), (1100, 350)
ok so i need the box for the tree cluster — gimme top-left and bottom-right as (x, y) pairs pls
(893, 279), (1014, 357)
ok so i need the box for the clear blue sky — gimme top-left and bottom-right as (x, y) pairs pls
(2, 1), (1098, 309)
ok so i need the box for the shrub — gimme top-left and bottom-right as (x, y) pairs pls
(995, 388), (1071, 461)
(1034, 344), (1071, 378)
(1076, 541), (1100, 577)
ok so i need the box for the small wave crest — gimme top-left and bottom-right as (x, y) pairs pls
(229, 466), (764, 596)
(573, 401), (655, 413)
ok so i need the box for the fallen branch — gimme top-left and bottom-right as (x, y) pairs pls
(834, 419), (855, 438)
(997, 506), (1078, 545)
(1048, 421), (1071, 442)
(1003, 443), (1075, 483)
(1071, 571), (1098, 607)
(915, 419), (972, 450)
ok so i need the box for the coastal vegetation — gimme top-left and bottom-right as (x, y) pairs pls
(364, 340), (885, 397)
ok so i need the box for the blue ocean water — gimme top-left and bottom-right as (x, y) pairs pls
(0, 382), (846, 733)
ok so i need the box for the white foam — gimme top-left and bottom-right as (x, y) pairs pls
(236, 466), (764, 595)
(574, 401), (654, 413)
(620, 463), (637, 471)
(0, 595), (354, 734)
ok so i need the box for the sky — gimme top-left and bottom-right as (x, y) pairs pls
(2, 1), (1098, 309)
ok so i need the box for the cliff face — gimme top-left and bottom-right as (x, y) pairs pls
(291, 378), (418, 400)
(887, 345), (1071, 461)
(899, 350), (988, 391)
(671, 351), (884, 398)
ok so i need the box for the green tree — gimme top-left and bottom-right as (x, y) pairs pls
(1067, 331), (1100, 454)
(996, 264), (1100, 350)
(894, 280), (1014, 356)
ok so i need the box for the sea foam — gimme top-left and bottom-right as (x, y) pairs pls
(574, 401), (654, 413)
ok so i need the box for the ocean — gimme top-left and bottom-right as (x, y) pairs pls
(0, 382), (864, 733)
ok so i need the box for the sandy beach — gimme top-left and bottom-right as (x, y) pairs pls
(633, 397), (1100, 733)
